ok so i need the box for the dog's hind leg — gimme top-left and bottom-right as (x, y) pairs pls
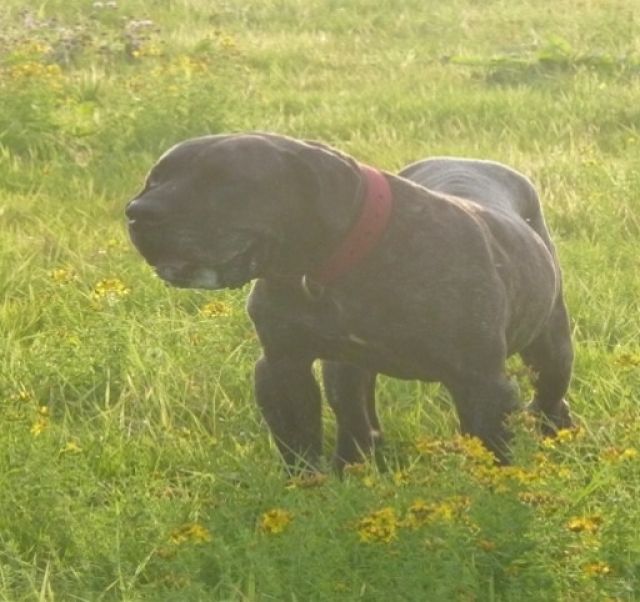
(321, 361), (380, 470)
(520, 296), (574, 435)
(448, 372), (519, 465)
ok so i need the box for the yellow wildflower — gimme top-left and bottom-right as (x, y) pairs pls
(454, 435), (496, 465)
(435, 503), (455, 521)
(613, 351), (640, 368)
(567, 515), (603, 534)
(500, 466), (539, 484)
(415, 436), (447, 455)
(12, 388), (32, 402)
(470, 461), (541, 491)
(357, 507), (398, 543)
(30, 416), (48, 436)
(540, 427), (582, 451)
(260, 509), (293, 534)
(200, 300), (232, 317)
(602, 447), (638, 462)
(403, 499), (434, 528)
(93, 277), (130, 297)
(19, 40), (51, 55)
(90, 277), (130, 306)
(50, 267), (76, 284)
(583, 561), (612, 577)
(61, 441), (82, 454)
(8, 62), (46, 79)
(518, 491), (556, 507)
(555, 428), (575, 443)
(531, 452), (571, 480)
(362, 475), (376, 488)
(403, 497), (470, 529)
(393, 469), (411, 486)
(169, 522), (212, 545)
(541, 437), (556, 450)
(434, 496), (470, 521)
(601, 447), (619, 462)
(620, 448), (638, 460)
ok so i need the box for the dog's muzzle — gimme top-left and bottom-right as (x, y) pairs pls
(155, 263), (224, 290)
(126, 196), (269, 290)
(153, 240), (263, 290)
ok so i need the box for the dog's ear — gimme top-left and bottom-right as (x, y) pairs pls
(278, 137), (362, 235)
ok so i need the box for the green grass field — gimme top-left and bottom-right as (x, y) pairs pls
(1, 0), (640, 599)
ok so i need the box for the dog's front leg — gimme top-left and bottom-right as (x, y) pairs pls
(254, 356), (322, 472)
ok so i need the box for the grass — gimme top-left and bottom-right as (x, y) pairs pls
(1, 0), (640, 599)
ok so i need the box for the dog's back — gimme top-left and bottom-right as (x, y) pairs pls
(399, 158), (535, 214)
(399, 157), (554, 252)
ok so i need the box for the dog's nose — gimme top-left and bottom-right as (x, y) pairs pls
(126, 198), (164, 224)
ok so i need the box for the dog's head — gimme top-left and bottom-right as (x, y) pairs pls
(126, 133), (360, 289)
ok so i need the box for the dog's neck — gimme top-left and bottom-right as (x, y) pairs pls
(306, 165), (393, 287)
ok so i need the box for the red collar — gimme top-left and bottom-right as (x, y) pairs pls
(308, 164), (393, 286)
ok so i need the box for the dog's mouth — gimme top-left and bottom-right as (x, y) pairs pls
(154, 238), (267, 290)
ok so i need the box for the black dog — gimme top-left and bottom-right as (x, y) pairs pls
(126, 133), (573, 468)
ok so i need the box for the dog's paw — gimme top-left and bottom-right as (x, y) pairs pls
(526, 398), (574, 436)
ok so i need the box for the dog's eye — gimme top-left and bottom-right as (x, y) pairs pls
(138, 175), (160, 196)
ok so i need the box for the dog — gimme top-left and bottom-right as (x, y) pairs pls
(126, 132), (573, 469)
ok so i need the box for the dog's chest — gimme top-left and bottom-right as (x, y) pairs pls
(303, 310), (413, 375)
(291, 294), (378, 354)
